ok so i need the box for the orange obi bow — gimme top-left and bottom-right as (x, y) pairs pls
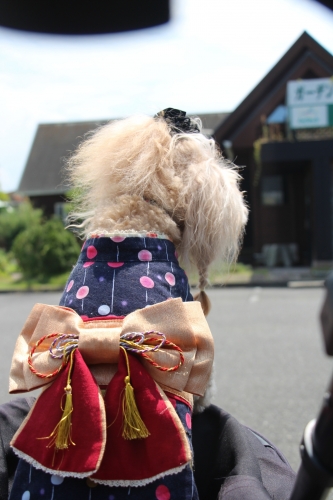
(10, 297), (214, 397)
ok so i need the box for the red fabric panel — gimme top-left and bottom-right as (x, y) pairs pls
(93, 351), (189, 481)
(12, 350), (104, 475)
(164, 391), (192, 409)
(83, 315), (125, 322)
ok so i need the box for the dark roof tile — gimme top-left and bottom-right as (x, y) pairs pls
(18, 120), (108, 195)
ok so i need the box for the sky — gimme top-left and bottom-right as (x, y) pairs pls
(0, 0), (333, 193)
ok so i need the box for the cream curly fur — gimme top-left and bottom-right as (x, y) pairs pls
(67, 114), (248, 281)
(66, 112), (248, 411)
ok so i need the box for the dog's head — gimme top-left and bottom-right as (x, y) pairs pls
(67, 111), (248, 297)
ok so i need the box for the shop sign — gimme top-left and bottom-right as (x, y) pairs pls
(287, 78), (333, 129)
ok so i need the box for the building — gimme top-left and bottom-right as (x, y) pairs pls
(19, 32), (333, 266)
(18, 120), (107, 217)
(214, 31), (333, 266)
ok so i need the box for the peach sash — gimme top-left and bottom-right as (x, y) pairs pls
(10, 297), (214, 397)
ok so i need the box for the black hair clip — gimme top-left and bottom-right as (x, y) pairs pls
(155, 108), (200, 135)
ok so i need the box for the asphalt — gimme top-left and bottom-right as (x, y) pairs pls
(207, 287), (331, 472)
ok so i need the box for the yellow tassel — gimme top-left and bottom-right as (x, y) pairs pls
(39, 349), (75, 450)
(54, 383), (74, 450)
(121, 347), (150, 440)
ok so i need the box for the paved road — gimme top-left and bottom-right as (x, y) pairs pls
(0, 287), (331, 473)
(208, 287), (330, 473)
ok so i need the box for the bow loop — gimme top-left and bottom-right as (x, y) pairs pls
(10, 298), (214, 397)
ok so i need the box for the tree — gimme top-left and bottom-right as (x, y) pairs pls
(0, 202), (43, 251)
(12, 217), (80, 280)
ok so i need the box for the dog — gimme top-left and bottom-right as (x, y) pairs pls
(9, 109), (248, 500)
(67, 108), (248, 310)
(65, 107), (248, 406)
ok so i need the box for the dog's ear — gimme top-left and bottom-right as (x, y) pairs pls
(178, 157), (248, 281)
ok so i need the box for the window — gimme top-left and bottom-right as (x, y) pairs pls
(54, 202), (68, 223)
(261, 175), (284, 206)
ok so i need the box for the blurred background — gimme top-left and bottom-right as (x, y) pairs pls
(1, 0), (333, 288)
(1, 0), (333, 476)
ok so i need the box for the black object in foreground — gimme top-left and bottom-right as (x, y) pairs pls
(290, 272), (333, 500)
(0, 0), (170, 35)
(314, 0), (333, 11)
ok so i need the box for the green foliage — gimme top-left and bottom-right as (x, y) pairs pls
(0, 192), (10, 202)
(12, 218), (80, 280)
(0, 203), (43, 251)
(65, 188), (82, 203)
(65, 187), (84, 213)
(230, 262), (252, 274)
(0, 249), (14, 275)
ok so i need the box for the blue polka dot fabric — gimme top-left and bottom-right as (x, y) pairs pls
(10, 236), (199, 500)
(59, 236), (193, 318)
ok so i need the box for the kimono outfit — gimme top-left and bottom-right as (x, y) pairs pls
(8, 235), (214, 500)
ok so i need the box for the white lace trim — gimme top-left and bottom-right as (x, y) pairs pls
(91, 462), (189, 487)
(87, 230), (170, 240)
(12, 447), (190, 486)
(11, 447), (97, 479)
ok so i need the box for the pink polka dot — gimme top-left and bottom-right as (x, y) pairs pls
(76, 286), (89, 299)
(66, 280), (74, 292)
(107, 262), (124, 268)
(165, 272), (175, 286)
(138, 249), (152, 261)
(155, 485), (170, 500)
(185, 412), (192, 429)
(83, 262), (94, 268)
(111, 236), (126, 243)
(140, 276), (154, 288)
(87, 246), (97, 259)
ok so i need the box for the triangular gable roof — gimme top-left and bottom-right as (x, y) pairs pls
(214, 32), (333, 148)
(19, 112), (228, 196)
(18, 120), (107, 195)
